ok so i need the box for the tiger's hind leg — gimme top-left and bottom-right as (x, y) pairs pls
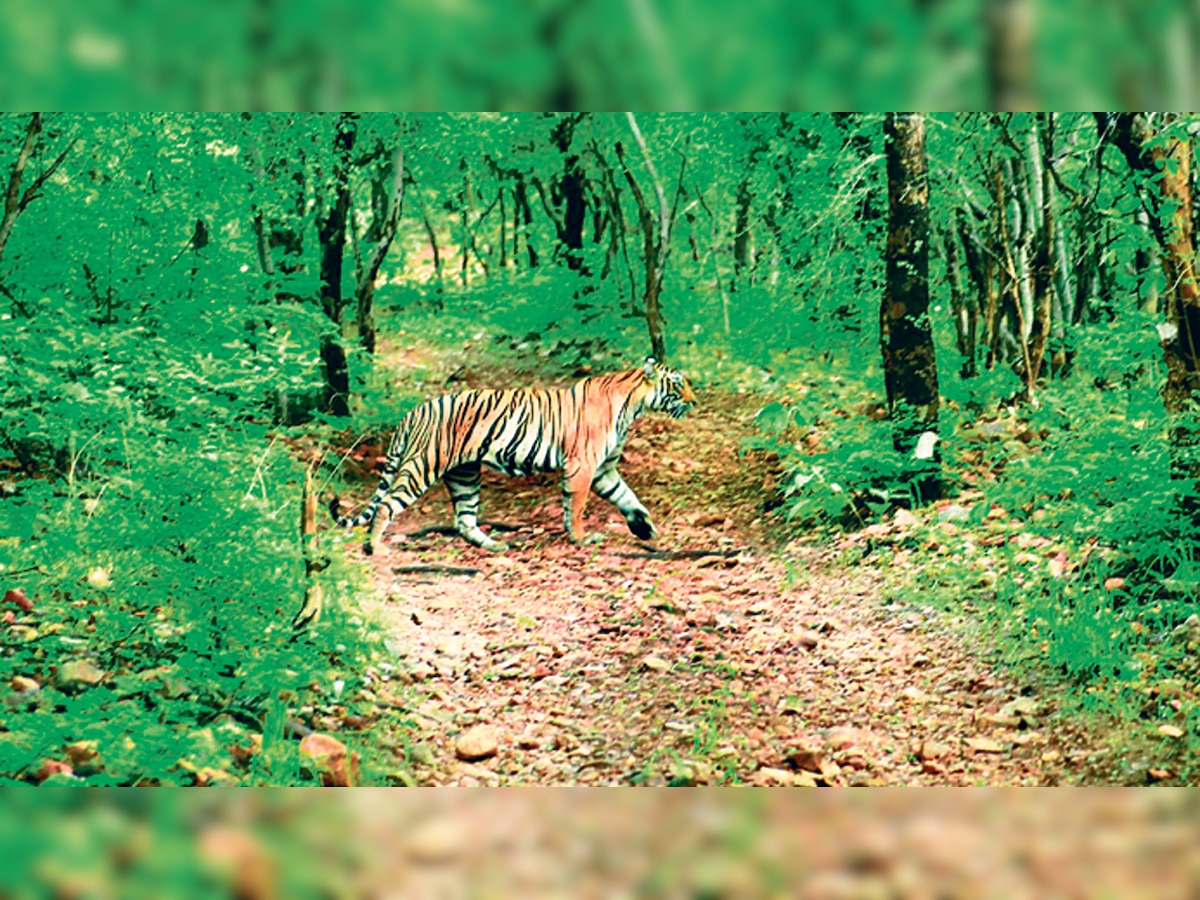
(591, 461), (657, 541)
(444, 462), (509, 552)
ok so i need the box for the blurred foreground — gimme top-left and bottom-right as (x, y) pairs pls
(2, 789), (1197, 898)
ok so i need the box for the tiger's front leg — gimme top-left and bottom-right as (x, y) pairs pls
(591, 461), (657, 541)
(562, 463), (603, 545)
(444, 462), (509, 552)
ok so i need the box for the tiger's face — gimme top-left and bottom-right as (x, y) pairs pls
(642, 358), (696, 419)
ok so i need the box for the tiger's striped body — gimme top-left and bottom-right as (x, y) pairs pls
(330, 358), (695, 553)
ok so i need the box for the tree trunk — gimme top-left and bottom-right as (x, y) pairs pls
(1025, 114), (1055, 387)
(1110, 113), (1200, 519)
(354, 144), (405, 355)
(985, 0), (1035, 111)
(315, 113), (357, 418)
(616, 113), (685, 363)
(513, 172), (537, 267)
(881, 113), (940, 503)
(551, 114), (588, 274)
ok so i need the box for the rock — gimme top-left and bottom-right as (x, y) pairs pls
(792, 629), (821, 651)
(640, 655), (670, 673)
(1158, 724), (1184, 739)
(1171, 614), (1200, 645)
(899, 686), (929, 703)
(999, 696), (1039, 722)
(965, 737), (1005, 754)
(3, 588), (33, 612)
(199, 826), (276, 900)
(785, 746), (824, 773)
(299, 733), (358, 786)
(825, 726), (865, 750)
(893, 508), (918, 528)
(10, 676), (39, 694)
(937, 504), (971, 523)
(54, 659), (107, 692)
(35, 759), (74, 783)
(407, 742), (436, 767)
(406, 817), (464, 865)
(979, 713), (1022, 728)
(917, 740), (949, 761)
(455, 724), (500, 761)
(920, 759), (946, 776)
(752, 766), (795, 786)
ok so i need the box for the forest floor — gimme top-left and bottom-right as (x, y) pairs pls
(340, 344), (1087, 787)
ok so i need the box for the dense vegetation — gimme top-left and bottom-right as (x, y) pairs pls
(2, 112), (1199, 786)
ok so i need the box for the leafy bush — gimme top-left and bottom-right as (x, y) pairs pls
(1, 296), (381, 785)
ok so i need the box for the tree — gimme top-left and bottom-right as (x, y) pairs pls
(1107, 113), (1200, 512)
(881, 112), (940, 503)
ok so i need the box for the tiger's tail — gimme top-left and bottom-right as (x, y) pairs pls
(329, 432), (405, 529)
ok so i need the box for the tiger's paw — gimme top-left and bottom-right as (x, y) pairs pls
(479, 537), (510, 553)
(627, 512), (657, 541)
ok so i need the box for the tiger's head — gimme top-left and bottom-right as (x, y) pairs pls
(641, 357), (696, 420)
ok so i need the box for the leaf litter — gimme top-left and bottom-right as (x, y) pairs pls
(347, 381), (1083, 786)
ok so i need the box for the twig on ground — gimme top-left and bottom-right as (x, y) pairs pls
(393, 564), (482, 577)
(612, 548), (748, 560)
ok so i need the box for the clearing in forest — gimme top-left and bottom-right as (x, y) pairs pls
(333, 351), (1081, 787)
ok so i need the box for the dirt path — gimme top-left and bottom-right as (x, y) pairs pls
(349, 379), (1069, 786)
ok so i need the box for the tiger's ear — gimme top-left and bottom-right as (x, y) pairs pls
(642, 357), (657, 378)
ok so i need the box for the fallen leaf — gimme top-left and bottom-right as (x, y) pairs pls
(3, 588), (33, 612)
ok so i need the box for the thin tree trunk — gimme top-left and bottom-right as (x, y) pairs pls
(354, 144), (405, 355)
(315, 113), (357, 418)
(1026, 114), (1055, 387)
(986, 0), (1035, 111)
(881, 113), (940, 503)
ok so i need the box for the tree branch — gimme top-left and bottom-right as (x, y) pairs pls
(0, 113), (43, 260)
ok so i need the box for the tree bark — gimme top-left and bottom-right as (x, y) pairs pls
(315, 113), (357, 418)
(985, 0), (1035, 111)
(1109, 113), (1200, 517)
(615, 113), (684, 363)
(354, 143), (404, 355)
(881, 113), (940, 503)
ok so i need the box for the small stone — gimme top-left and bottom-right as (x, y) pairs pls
(918, 741), (949, 761)
(10, 676), (39, 694)
(299, 733), (359, 787)
(407, 743), (436, 767)
(753, 766), (795, 786)
(825, 726), (864, 750)
(792, 629), (821, 651)
(406, 817), (464, 865)
(455, 724), (500, 761)
(54, 660), (106, 692)
(1158, 724), (1185, 739)
(965, 737), (1005, 754)
(937, 504), (971, 524)
(785, 746), (824, 773)
(641, 655), (670, 673)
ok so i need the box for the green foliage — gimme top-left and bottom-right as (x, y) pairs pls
(1, 1), (1191, 109)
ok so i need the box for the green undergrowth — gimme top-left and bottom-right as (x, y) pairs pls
(755, 339), (1200, 785)
(1, 296), (407, 786)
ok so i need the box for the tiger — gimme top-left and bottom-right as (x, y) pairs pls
(328, 357), (695, 554)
